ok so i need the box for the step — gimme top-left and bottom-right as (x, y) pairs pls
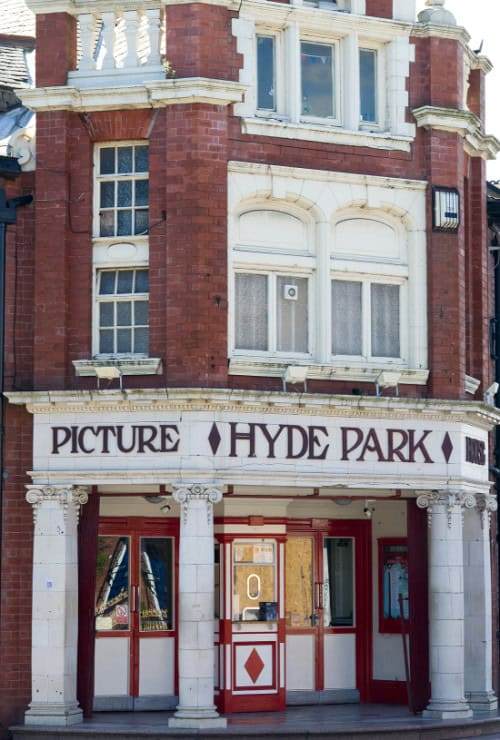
(10, 714), (500, 740)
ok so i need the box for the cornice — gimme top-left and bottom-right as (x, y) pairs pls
(238, 0), (412, 39)
(412, 105), (500, 161)
(228, 160), (428, 191)
(26, 0), (241, 11)
(5, 387), (500, 429)
(16, 78), (246, 113)
(25, 0), (411, 34)
(411, 22), (470, 47)
(466, 50), (493, 75)
(26, 467), (493, 495)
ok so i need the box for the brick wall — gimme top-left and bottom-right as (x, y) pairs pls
(365, 0), (393, 18)
(35, 13), (76, 87)
(0, 405), (33, 738)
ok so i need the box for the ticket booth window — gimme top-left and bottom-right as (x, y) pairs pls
(233, 541), (277, 621)
(323, 537), (354, 627)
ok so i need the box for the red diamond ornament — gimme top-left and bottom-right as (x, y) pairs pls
(244, 648), (265, 684)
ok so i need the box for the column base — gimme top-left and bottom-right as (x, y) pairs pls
(168, 707), (227, 730)
(423, 701), (473, 720)
(25, 703), (83, 727)
(467, 691), (498, 713)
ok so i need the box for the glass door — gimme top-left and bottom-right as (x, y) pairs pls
(285, 521), (371, 703)
(285, 536), (319, 694)
(94, 520), (178, 711)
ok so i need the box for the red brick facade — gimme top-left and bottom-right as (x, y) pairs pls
(0, 0), (495, 734)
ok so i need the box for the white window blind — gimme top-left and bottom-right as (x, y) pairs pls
(371, 283), (400, 358)
(332, 280), (362, 356)
(235, 274), (268, 351)
(277, 276), (308, 353)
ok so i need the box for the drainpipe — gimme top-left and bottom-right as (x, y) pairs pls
(0, 155), (33, 628)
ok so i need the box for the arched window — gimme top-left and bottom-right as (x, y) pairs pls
(231, 207), (315, 358)
(331, 215), (409, 363)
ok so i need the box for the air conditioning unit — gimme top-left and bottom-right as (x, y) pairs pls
(283, 284), (299, 301)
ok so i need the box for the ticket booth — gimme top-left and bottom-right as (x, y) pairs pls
(216, 533), (286, 712)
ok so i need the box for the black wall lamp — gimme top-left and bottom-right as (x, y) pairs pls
(432, 186), (460, 232)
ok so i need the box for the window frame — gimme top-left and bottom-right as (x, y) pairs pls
(358, 40), (386, 131)
(232, 268), (314, 360)
(93, 266), (150, 359)
(93, 141), (150, 241)
(322, 535), (356, 630)
(232, 539), (278, 624)
(256, 33), (278, 114)
(299, 37), (342, 126)
(330, 273), (407, 365)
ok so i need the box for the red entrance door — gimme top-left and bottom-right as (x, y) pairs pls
(94, 518), (179, 710)
(285, 520), (371, 703)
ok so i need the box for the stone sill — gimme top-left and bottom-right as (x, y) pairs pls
(73, 358), (163, 377)
(228, 358), (430, 386)
(241, 116), (414, 152)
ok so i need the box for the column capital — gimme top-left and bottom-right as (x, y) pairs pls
(25, 484), (90, 524)
(416, 490), (477, 528)
(172, 483), (223, 506)
(476, 493), (498, 530)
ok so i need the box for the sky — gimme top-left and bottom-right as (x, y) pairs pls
(416, 0), (500, 179)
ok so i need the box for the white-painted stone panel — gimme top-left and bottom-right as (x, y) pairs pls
(286, 635), (315, 690)
(139, 638), (175, 696)
(235, 643), (274, 688)
(324, 634), (356, 689)
(94, 638), (130, 697)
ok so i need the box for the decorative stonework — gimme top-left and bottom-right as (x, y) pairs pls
(173, 483), (223, 524)
(476, 493), (498, 529)
(417, 0), (457, 26)
(25, 485), (89, 524)
(416, 490), (477, 528)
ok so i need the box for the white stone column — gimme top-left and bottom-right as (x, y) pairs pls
(464, 494), (498, 713)
(25, 485), (89, 726)
(169, 483), (226, 730)
(416, 491), (474, 720)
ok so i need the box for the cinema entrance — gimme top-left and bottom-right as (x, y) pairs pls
(9, 387), (498, 728)
(93, 518), (179, 711)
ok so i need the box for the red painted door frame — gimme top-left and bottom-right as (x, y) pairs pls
(286, 519), (372, 701)
(216, 531), (287, 713)
(96, 517), (179, 703)
(407, 501), (430, 711)
(77, 488), (100, 718)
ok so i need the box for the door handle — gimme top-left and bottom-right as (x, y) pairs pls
(309, 613), (320, 627)
(130, 585), (139, 613)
